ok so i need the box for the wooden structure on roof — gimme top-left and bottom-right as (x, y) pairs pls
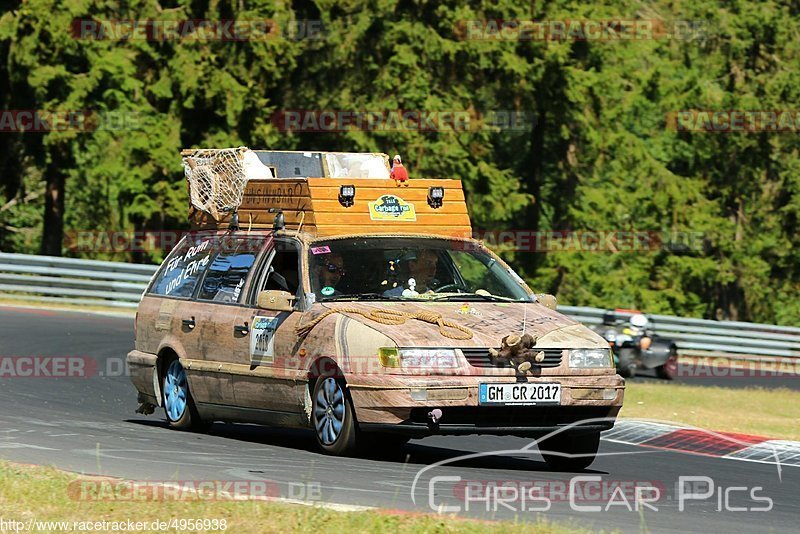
(187, 150), (472, 238)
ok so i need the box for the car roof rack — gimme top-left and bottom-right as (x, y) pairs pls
(182, 148), (472, 238)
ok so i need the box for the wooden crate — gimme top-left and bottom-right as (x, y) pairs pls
(190, 178), (472, 238)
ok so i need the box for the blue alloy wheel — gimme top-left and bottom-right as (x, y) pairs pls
(164, 359), (188, 422)
(314, 377), (346, 445)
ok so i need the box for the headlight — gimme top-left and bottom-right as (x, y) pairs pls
(569, 348), (613, 368)
(378, 348), (458, 369)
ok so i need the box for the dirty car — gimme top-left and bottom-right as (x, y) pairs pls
(127, 149), (625, 470)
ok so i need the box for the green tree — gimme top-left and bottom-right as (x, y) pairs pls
(3, 0), (800, 324)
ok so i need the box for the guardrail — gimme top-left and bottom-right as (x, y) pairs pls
(558, 306), (800, 360)
(0, 253), (797, 359)
(0, 252), (156, 309)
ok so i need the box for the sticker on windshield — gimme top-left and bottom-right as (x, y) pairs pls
(321, 286), (335, 296)
(251, 316), (279, 365)
(311, 245), (331, 254)
(368, 194), (416, 221)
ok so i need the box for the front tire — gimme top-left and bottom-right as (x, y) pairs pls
(539, 431), (601, 471)
(617, 348), (637, 378)
(312, 377), (358, 455)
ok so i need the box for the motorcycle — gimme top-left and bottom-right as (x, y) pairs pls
(593, 310), (679, 380)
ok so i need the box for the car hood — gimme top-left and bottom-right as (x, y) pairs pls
(318, 300), (605, 348)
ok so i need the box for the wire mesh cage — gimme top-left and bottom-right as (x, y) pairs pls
(182, 147), (250, 220)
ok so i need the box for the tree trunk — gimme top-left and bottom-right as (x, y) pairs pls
(40, 161), (65, 256)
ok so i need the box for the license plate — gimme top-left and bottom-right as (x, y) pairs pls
(479, 383), (561, 405)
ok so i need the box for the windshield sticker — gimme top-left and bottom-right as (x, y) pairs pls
(321, 286), (335, 296)
(368, 194), (417, 221)
(311, 245), (331, 254)
(251, 316), (279, 365)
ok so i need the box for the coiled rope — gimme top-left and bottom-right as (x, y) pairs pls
(296, 307), (474, 340)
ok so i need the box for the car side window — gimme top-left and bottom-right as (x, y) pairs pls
(197, 238), (260, 303)
(149, 234), (216, 298)
(250, 240), (303, 307)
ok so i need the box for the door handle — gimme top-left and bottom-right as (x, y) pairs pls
(182, 317), (196, 330)
(234, 322), (249, 336)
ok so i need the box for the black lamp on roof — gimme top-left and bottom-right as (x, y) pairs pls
(427, 186), (444, 209)
(338, 184), (356, 207)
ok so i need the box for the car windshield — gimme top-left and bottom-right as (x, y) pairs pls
(308, 237), (534, 302)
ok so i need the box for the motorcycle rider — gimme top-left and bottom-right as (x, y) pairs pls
(618, 313), (652, 350)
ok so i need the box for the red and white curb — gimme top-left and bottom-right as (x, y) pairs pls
(602, 420), (800, 467)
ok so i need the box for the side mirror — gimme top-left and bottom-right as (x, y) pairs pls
(536, 294), (557, 310)
(257, 290), (295, 312)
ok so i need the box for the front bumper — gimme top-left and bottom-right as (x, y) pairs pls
(348, 373), (624, 437)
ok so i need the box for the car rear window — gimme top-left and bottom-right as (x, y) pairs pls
(149, 234), (217, 297)
(196, 238), (262, 302)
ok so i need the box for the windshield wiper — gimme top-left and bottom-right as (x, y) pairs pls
(322, 292), (404, 301)
(429, 293), (519, 303)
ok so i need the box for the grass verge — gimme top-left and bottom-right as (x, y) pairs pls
(0, 461), (594, 534)
(620, 381), (800, 440)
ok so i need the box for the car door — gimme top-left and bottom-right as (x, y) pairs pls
(192, 234), (268, 408)
(142, 232), (219, 405)
(229, 237), (307, 416)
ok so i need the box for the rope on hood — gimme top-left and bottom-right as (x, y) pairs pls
(296, 306), (474, 340)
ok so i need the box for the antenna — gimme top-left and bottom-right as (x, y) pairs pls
(522, 302), (528, 336)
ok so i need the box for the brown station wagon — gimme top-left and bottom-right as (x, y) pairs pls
(128, 150), (624, 469)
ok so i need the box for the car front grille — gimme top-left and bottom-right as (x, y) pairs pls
(461, 347), (564, 369)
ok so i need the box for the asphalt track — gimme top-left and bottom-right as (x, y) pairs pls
(0, 306), (797, 533)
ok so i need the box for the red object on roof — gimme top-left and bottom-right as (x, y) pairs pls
(391, 164), (408, 182)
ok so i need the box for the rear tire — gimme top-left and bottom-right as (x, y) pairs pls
(312, 377), (358, 456)
(539, 431), (601, 472)
(656, 347), (679, 380)
(162, 358), (205, 431)
(617, 348), (637, 378)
